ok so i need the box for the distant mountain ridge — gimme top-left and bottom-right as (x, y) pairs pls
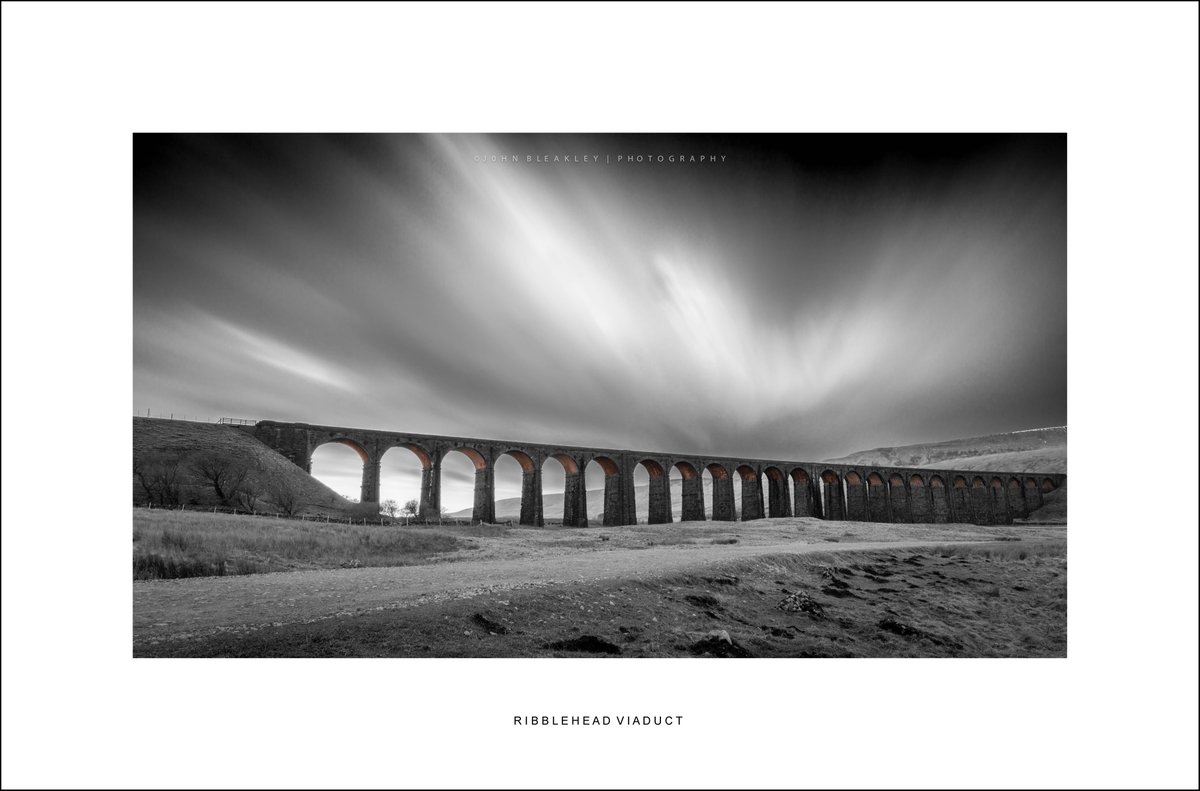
(824, 426), (1066, 474)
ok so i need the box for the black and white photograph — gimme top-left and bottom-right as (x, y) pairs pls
(131, 132), (1069, 660)
(2, 3), (1197, 790)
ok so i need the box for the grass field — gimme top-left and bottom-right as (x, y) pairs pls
(136, 540), (1067, 658)
(132, 509), (470, 579)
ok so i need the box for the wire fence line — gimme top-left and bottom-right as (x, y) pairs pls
(134, 501), (516, 527)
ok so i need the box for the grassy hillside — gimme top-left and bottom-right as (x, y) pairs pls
(825, 427), (1066, 474)
(133, 417), (355, 516)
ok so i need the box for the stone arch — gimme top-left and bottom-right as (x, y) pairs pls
(389, 442), (432, 468)
(449, 446), (488, 471)
(675, 461), (705, 522)
(866, 472), (888, 522)
(908, 474), (929, 523)
(736, 464), (764, 521)
(844, 470), (867, 521)
(1007, 476), (1027, 519)
(444, 446), (491, 524)
(1023, 476), (1044, 513)
(929, 475), (950, 523)
(310, 437), (373, 505)
(969, 476), (993, 525)
(499, 448), (542, 526)
(379, 442), (437, 518)
(950, 475), (971, 523)
(706, 463), (735, 521)
(439, 448), (484, 523)
(888, 473), (910, 523)
(590, 454), (625, 527)
(790, 468), (814, 517)
(1042, 478), (1056, 492)
(501, 449), (536, 473)
(637, 458), (672, 524)
(988, 476), (1010, 525)
(764, 466), (791, 518)
(820, 470), (845, 520)
(549, 453), (580, 475)
(637, 459), (665, 477)
(543, 452), (586, 526)
(315, 436), (370, 464)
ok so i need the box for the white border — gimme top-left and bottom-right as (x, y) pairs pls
(2, 3), (1197, 789)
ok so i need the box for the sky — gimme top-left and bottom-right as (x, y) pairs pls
(134, 133), (1066, 510)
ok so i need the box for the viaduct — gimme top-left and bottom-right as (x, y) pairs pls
(249, 420), (1066, 527)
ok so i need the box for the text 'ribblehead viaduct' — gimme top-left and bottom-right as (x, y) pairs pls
(250, 421), (1065, 527)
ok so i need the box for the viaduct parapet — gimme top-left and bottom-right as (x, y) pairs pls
(250, 420), (1066, 527)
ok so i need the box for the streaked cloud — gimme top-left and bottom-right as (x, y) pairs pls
(134, 134), (1066, 508)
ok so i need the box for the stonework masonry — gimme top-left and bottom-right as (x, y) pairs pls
(248, 420), (1066, 526)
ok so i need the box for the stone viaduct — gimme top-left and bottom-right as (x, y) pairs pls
(249, 420), (1066, 527)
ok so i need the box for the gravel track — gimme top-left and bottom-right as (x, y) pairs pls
(133, 532), (1046, 646)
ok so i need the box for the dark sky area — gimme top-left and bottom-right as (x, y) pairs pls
(134, 133), (1066, 508)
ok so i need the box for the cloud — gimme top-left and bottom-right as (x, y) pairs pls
(134, 133), (1066, 509)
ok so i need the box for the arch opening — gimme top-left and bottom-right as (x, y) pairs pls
(438, 449), (479, 520)
(540, 455), (570, 526)
(311, 441), (368, 504)
(493, 453), (526, 523)
(379, 444), (430, 517)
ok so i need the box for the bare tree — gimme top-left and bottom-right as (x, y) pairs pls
(235, 488), (262, 513)
(402, 499), (419, 518)
(133, 457), (155, 505)
(380, 499), (400, 518)
(148, 456), (183, 507)
(191, 452), (252, 506)
(267, 476), (302, 517)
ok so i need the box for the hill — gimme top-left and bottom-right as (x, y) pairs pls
(132, 417), (355, 516)
(824, 427), (1066, 474)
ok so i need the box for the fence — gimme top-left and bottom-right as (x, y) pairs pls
(134, 501), (513, 527)
(134, 411), (259, 426)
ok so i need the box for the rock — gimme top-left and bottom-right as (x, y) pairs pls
(688, 631), (752, 657)
(471, 612), (508, 635)
(776, 591), (826, 619)
(877, 617), (923, 638)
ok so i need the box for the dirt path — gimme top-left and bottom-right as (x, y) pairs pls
(133, 536), (1019, 646)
